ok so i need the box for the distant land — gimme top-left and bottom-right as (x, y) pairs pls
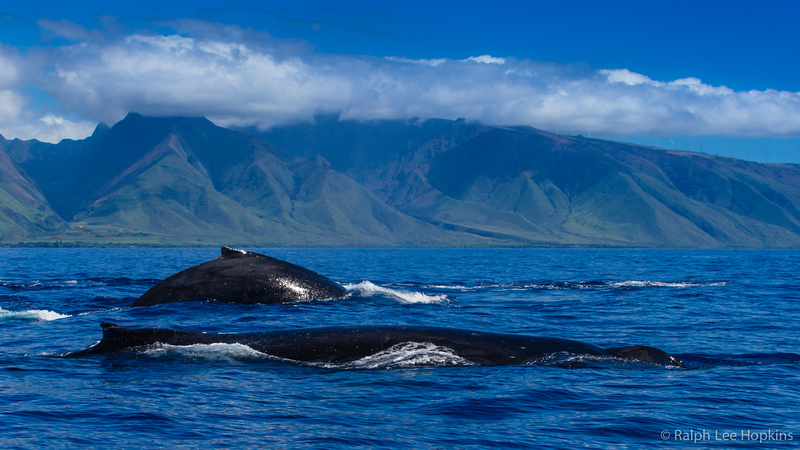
(2, 113), (800, 248)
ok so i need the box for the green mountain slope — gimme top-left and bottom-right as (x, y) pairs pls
(265, 119), (800, 248)
(0, 138), (64, 241)
(419, 128), (800, 247)
(4, 114), (800, 247)
(3, 114), (481, 246)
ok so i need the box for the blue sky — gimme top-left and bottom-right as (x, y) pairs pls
(1, 0), (799, 162)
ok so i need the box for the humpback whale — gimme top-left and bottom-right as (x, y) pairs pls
(131, 247), (347, 307)
(66, 323), (687, 368)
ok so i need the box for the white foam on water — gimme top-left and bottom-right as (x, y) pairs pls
(383, 280), (726, 293)
(527, 351), (608, 365)
(479, 280), (727, 290)
(609, 280), (727, 289)
(142, 342), (270, 361)
(345, 281), (449, 304)
(333, 342), (473, 369)
(76, 307), (126, 316)
(526, 352), (684, 369)
(0, 306), (71, 322)
(427, 284), (473, 291)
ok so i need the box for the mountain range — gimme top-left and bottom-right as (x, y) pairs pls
(2, 112), (800, 247)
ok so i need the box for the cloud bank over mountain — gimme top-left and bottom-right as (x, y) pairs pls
(2, 21), (800, 143)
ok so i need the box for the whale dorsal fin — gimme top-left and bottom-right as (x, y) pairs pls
(65, 323), (154, 357)
(100, 322), (120, 332)
(221, 246), (248, 258)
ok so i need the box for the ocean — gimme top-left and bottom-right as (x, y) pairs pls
(1, 248), (799, 448)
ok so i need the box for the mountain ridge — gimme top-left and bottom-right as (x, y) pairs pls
(2, 113), (800, 247)
(2, 113), (481, 246)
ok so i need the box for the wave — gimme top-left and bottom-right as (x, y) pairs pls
(344, 281), (450, 304)
(525, 351), (686, 369)
(1, 280), (80, 291)
(675, 352), (800, 369)
(0, 306), (71, 322)
(0, 277), (155, 291)
(607, 280), (727, 289)
(420, 280), (727, 292)
(529, 352), (800, 370)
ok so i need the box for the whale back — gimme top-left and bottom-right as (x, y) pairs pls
(607, 345), (687, 368)
(131, 247), (347, 307)
(66, 323), (686, 369)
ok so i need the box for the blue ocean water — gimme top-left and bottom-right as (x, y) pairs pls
(1, 248), (799, 448)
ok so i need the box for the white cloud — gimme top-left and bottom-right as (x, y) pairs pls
(465, 55), (506, 65)
(37, 18), (102, 42)
(0, 62), (18, 88)
(600, 68), (652, 86)
(2, 25), (800, 141)
(0, 90), (25, 122)
(0, 93), (96, 142)
(0, 45), (22, 88)
(0, 44), (96, 142)
(385, 56), (447, 67)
